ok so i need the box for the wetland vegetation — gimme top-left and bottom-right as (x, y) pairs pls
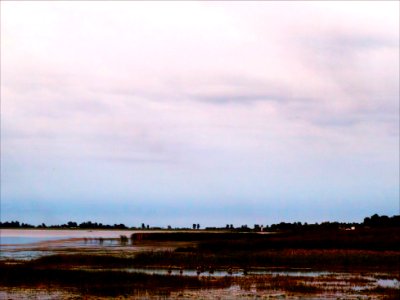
(1, 214), (399, 299)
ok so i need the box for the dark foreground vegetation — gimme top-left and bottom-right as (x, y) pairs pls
(1, 254), (399, 298)
(131, 227), (400, 251)
(128, 226), (400, 272)
(0, 262), (232, 297)
(23, 248), (400, 272)
(17, 229), (399, 273)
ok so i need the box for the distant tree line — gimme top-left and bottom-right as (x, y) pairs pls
(204, 214), (400, 232)
(0, 221), (35, 228)
(1, 214), (399, 230)
(261, 214), (399, 232)
(0, 221), (128, 229)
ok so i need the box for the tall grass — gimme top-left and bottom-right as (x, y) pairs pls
(22, 248), (400, 271)
(131, 228), (400, 251)
(0, 263), (233, 297)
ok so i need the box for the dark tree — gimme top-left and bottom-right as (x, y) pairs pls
(67, 221), (78, 228)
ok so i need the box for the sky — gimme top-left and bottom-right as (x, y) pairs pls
(1, 1), (399, 227)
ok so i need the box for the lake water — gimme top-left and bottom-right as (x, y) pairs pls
(0, 229), (144, 243)
(122, 267), (332, 278)
(0, 236), (66, 245)
(0, 229), (153, 260)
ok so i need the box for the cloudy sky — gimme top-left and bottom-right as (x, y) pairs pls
(1, 1), (399, 227)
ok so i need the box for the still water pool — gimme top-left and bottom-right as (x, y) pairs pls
(0, 236), (63, 245)
(0, 229), (141, 260)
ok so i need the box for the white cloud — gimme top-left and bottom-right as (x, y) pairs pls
(1, 1), (398, 223)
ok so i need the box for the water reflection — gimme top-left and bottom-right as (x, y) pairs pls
(377, 278), (400, 288)
(123, 267), (332, 277)
(0, 237), (129, 260)
(0, 236), (63, 245)
(98, 267), (400, 289)
(0, 230), (135, 261)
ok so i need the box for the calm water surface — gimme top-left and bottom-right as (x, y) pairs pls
(1, 229), (145, 242)
(1, 236), (65, 245)
(0, 229), (151, 259)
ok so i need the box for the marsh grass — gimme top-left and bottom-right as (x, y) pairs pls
(27, 253), (131, 268)
(0, 263), (233, 297)
(1, 259), (398, 298)
(244, 275), (320, 293)
(21, 248), (399, 272)
(134, 249), (400, 271)
(363, 286), (400, 299)
(2, 229), (399, 298)
(127, 229), (400, 271)
(132, 228), (400, 251)
(119, 235), (128, 245)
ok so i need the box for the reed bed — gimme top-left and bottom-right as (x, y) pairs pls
(19, 247), (400, 272)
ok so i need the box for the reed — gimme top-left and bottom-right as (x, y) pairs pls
(0, 263), (233, 297)
(23, 248), (400, 271)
